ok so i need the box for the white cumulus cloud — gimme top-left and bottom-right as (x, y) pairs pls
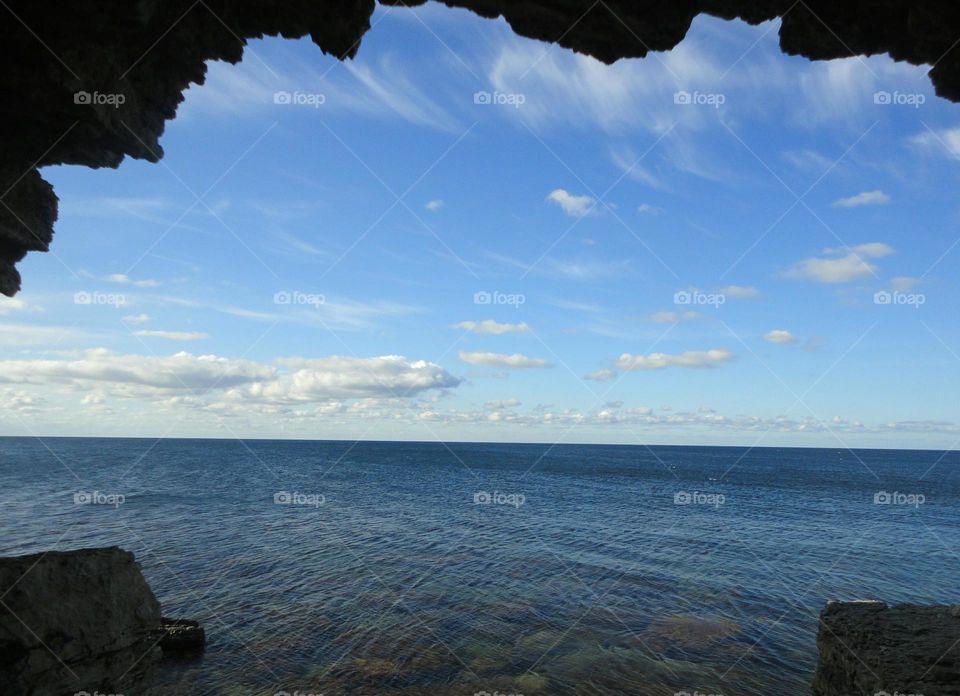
(0, 349), (275, 392)
(0, 297), (30, 314)
(784, 243), (893, 283)
(257, 355), (461, 400)
(107, 273), (162, 288)
(763, 330), (799, 345)
(615, 349), (734, 370)
(546, 189), (597, 218)
(832, 190), (890, 208)
(0, 350), (460, 402)
(584, 368), (618, 382)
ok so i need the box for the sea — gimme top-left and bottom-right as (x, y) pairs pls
(1, 437), (957, 695)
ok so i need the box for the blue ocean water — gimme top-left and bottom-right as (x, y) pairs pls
(1, 437), (957, 695)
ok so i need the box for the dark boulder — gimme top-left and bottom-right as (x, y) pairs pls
(813, 600), (960, 696)
(155, 617), (206, 655)
(0, 546), (163, 695)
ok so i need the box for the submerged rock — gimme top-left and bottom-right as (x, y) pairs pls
(813, 600), (960, 696)
(646, 614), (741, 648)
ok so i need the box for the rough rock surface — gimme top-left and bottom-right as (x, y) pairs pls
(813, 600), (960, 696)
(0, 546), (162, 695)
(2, 1), (960, 295)
(155, 617), (206, 654)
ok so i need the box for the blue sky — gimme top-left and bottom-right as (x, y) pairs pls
(2, 4), (959, 448)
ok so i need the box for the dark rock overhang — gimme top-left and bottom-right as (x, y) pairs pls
(2, 0), (958, 296)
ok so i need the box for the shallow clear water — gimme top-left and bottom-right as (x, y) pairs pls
(1, 437), (957, 695)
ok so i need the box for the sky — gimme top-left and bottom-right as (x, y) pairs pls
(2, 4), (959, 448)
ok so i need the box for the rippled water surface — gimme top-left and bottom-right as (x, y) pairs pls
(2, 438), (958, 695)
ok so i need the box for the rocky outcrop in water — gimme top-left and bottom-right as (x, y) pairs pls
(813, 600), (960, 696)
(0, 546), (203, 695)
(2, 1), (960, 295)
(155, 617), (206, 654)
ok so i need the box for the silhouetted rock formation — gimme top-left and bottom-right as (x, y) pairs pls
(0, 546), (161, 693)
(0, 546), (205, 695)
(2, 1), (960, 294)
(813, 600), (960, 696)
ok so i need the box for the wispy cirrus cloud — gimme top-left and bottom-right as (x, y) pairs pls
(650, 310), (700, 323)
(718, 285), (760, 299)
(909, 126), (960, 158)
(458, 351), (552, 369)
(181, 44), (462, 133)
(454, 320), (530, 335)
(134, 330), (209, 341)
